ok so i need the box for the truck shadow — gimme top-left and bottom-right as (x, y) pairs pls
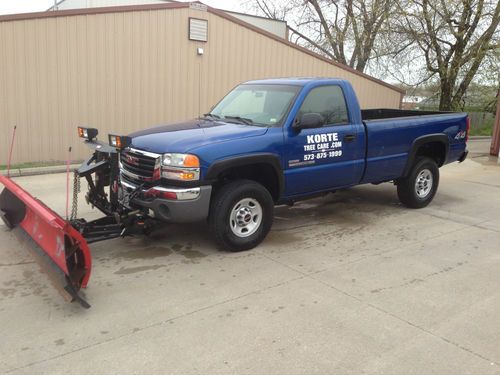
(92, 183), (455, 261)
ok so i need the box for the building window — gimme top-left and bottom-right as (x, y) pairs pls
(189, 18), (208, 42)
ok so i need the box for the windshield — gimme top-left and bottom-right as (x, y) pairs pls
(208, 84), (300, 126)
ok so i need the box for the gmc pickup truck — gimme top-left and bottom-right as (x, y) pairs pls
(119, 78), (469, 251)
(0, 77), (469, 306)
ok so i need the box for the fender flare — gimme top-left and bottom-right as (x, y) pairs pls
(403, 134), (449, 176)
(205, 153), (284, 195)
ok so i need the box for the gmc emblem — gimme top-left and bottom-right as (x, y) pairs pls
(125, 154), (139, 165)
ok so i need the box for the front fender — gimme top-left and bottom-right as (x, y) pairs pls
(205, 153), (284, 195)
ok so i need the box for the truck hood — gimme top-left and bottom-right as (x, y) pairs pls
(129, 119), (268, 154)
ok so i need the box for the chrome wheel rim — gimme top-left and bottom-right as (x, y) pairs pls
(229, 198), (263, 238)
(415, 169), (433, 198)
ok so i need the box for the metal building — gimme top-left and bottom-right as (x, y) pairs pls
(49, 0), (289, 39)
(0, 2), (404, 164)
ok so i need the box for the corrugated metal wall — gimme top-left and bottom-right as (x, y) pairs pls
(0, 6), (402, 164)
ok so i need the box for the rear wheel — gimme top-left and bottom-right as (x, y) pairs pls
(397, 157), (439, 208)
(209, 180), (274, 251)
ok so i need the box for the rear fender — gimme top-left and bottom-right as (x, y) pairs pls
(403, 134), (449, 176)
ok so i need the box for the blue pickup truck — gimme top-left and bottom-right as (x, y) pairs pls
(118, 78), (469, 251)
(0, 77), (470, 305)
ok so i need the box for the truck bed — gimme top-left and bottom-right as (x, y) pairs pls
(361, 108), (449, 121)
(359, 109), (468, 184)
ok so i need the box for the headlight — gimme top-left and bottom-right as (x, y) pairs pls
(161, 153), (200, 181)
(162, 153), (200, 168)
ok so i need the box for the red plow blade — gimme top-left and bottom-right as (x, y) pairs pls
(0, 175), (92, 308)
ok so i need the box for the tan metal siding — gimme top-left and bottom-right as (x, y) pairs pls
(0, 7), (401, 164)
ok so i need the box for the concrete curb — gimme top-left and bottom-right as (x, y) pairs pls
(469, 136), (492, 140)
(0, 164), (81, 177)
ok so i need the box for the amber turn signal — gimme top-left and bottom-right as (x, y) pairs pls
(77, 127), (98, 140)
(108, 134), (132, 149)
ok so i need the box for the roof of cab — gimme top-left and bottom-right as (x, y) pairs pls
(243, 77), (344, 86)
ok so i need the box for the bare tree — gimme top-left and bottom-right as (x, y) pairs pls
(395, 0), (500, 110)
(251, 0), (294, 20)
(245, 0), (499, 110)
(247, 0), (394, 73)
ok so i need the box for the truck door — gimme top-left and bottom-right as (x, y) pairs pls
(284, 84), (365, 196)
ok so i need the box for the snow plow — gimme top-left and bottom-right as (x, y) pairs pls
(0, 175), (92, 307)
(0, 127), (157, 308)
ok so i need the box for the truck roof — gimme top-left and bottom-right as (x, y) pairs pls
(243, 77), (345, 86)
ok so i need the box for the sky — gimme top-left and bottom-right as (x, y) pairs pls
(0, 0), (243, 15)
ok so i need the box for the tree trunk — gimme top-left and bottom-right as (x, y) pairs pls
(439, 80), (454, 111)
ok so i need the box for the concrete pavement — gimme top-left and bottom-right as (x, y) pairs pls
(0, 141), (499, 374)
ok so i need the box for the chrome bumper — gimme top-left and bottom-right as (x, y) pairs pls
(120, 179), (212, 223)
(120, 179), (200, 201)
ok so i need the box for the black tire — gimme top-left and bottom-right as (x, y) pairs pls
(397, 157), (439, 208)
(209, 179), (274, 251)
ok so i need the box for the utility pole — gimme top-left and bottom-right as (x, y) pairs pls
(490, 91), (500, 158)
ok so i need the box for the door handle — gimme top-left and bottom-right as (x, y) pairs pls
(344, 134), (356, 142)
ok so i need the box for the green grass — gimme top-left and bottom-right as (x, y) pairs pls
(0, 161), (66, 171)
(469, 116), (494, 137)
(469, 126), (493, 136)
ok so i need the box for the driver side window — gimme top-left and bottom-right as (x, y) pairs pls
(298, 85), (349, 126)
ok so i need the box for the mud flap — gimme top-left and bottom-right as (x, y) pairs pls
(0, 175), (92, 308)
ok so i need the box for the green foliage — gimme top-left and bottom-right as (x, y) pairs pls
(468, 113), (495, 136)
(469, 124), (493, 137)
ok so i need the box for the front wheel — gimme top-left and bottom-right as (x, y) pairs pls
(209, 180), (274, 251)
(397, 157), (439, 208)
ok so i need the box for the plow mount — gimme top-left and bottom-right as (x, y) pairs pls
(0, 128), (156, 308)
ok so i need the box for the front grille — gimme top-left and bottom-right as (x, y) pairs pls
(120, 148), (161, 186)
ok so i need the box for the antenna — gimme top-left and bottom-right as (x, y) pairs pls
(7, 126), (17, 178)
(65, 146), (72, 220)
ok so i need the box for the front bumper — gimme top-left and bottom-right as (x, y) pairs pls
(121, 180), (212, 223)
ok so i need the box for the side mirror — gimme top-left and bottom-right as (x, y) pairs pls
(293, 113), (324, 130)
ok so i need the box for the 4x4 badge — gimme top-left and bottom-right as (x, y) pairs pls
(455, 130), (466, 140)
